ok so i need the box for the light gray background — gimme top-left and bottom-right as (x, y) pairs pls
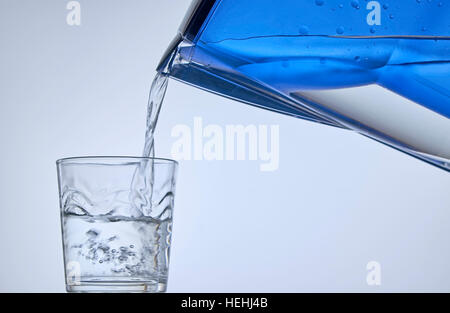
(1, 0), (450, 292)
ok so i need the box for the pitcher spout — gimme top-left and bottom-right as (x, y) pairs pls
(157, 0), (216, 73)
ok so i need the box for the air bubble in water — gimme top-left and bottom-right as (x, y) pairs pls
(86, 229), (99, 238)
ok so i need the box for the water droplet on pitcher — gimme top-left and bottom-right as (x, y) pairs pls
(354, 56), (361, 62)
(298, 25), (309, 35)
(339, 3), (344, 8)
(383, 3), (389, 9)
(389, 14), (395, 19)
(351, 0), (360, 9)
(315, 0), (324, 6)
(370, 27), (376, 33)
(336, 26), (345, 34)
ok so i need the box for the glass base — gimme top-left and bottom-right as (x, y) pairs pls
(66, 279), (167, 293)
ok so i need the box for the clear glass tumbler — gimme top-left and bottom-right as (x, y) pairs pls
(56, 156), (178, 293)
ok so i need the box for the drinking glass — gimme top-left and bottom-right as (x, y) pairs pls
(56, 156), (178, 293)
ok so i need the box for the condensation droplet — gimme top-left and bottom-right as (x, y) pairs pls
(336, 26), (345, 34)
(351, 0), (360, 9)
(315, 0), (325, 6)
(298, 25), (309, 35)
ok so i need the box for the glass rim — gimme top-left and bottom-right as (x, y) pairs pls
(56, 156), (179, 166)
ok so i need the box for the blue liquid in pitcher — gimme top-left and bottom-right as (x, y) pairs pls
(167, 0), (450, 170)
